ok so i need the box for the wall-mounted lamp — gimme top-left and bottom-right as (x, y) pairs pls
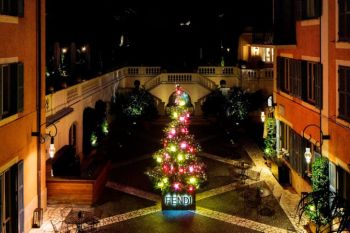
(304, 148), (312, 164)
(302, 124), (330, 165)
(32, 123), (57, 158)
(267, 96), (277, 108)
(260, 111), (266, 122)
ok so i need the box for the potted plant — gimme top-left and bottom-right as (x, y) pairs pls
(297, 157), (331, 233)
(263, 117), (276, 167)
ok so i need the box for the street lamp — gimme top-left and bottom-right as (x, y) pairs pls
(302, 124), (330, 165)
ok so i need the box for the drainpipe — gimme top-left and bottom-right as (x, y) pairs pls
(36, 0), (42, 210)
(319, 6), (322, 157)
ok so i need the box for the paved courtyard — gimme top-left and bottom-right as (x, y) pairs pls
(30, 117), (308, 233)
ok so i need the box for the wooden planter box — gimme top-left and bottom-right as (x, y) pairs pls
(47, 161), (111, 205)
(161, 192), (196, 211)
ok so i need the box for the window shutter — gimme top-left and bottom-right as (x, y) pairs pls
(17, 161), (24, 233)
(277, 56), (285, 91)
(339, 0), (345, 39)
(301, 60), (308, 101)
(295, 0), (303, 20)
(10, 63), (18, 115)
(315, 63), (323, 109)
(295, 60), (302, 98)
(290, 59), (295, 96)
(17, 62), (24, 112)
(17, 0), (24, 17)
(0, 65), (3, 117)
(314, 0), (322, 17)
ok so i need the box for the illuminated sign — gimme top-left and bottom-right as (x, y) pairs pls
(162, 193), (195, 210)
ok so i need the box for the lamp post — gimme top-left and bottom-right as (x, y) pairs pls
(302, 124), (330, 172)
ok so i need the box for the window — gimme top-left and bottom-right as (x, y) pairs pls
(0, 161), (24, 233)
(337, 166), (350, 205)
(296, 0), (322, 20)
(339, 0), (350, 41)
(0, 0), (24, 17)
(280, 121), (290, 152)
(338, 66), (350, 122)
(264, 48), (273, 63)
(277, 57), (322, 108)
(289, 130), (307, 176)
(0, 62), (24, 120)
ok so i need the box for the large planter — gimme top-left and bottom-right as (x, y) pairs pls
(161, 192), (196, 211)
(270, 159), (290, 185)
(47, 161), (111, 205)
(308, 221), (331, 233)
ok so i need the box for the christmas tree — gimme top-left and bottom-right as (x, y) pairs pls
(148, 85), (206, 209)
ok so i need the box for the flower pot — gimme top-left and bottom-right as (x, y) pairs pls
(308, 221), (331, 233)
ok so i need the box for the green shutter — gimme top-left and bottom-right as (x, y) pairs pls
(315, 63), (323, 109)
(17, 161), (24, 233)
(17, 62), (24, 112)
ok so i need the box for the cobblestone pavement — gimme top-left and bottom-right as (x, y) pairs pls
(30, 120), (307, 233)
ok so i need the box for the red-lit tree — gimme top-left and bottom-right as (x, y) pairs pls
(148, 85), (206, 210)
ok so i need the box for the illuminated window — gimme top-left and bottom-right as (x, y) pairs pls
(262, 48), (273, 63)
(251, 47), (260, 56)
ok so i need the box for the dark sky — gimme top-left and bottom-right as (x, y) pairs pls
(46, 1), (272, 70)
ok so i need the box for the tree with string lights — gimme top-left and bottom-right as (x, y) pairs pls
(148, 85), (206, 210)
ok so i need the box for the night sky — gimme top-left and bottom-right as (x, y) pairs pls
(46, 1), (272, 71)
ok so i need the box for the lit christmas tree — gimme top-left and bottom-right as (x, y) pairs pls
(148, 85), (206, 210)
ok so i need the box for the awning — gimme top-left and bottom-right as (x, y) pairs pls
(46, 107), (74, 126)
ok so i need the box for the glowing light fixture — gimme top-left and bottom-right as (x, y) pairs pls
(48, 137), (55, 159)
(304, 147), (312, 164)
(261, 111), (266, 122)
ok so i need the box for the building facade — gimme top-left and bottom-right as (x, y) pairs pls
(274, 0), (350, 204)
(0, 0), (46, 232)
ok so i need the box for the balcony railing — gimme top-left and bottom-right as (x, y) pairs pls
(241, 68), (273, 80)
(198, 66), (240, 76)
(144, 73), (218, 91)
(116, 66), (161, 78)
